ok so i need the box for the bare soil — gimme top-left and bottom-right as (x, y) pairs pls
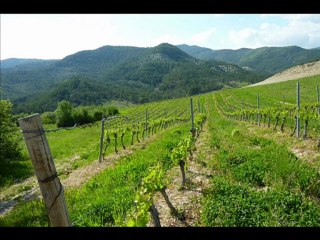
(147, 120), (214, 227)
(248, 60), (320, 87)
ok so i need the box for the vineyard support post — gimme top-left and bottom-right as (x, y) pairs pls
(99, 114), (105, 162)
(282, 95), (285, 105)
(190, 98), (195, 137)
(241, 99), (244, 120)
(18, 114), (70, 227)
(317, 85), (320, 114)
(257, 93), (260, 126)
(296, 82), (300, 138)
(198, 98), (201, 113)
(145, 108), (148, 138)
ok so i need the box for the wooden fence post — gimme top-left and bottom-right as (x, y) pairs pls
(18, 114), (70, 227)
(99, 114), (105, 162)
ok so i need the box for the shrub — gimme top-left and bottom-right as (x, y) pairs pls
(107, 106), (119, 116)
(41, 112), (56, 124)
(73, 108), (94, 125)
(0, 100), (22, 162)
(93, 110), (103, 121)
(55, 100), (74, 127)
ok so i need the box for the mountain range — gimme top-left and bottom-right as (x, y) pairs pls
(176, 44), (320, 75)
(1, 43), (319, 113)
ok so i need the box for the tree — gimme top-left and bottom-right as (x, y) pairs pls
(0, 100), (22, 162)
(55, 100), (74, 127)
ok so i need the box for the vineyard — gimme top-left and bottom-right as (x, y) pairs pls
(1, 76), (320, 227)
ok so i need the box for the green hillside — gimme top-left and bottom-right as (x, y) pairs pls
(177, 44), (320, 75)
(232, 75), (320, 108)
(4, 43), (264, 113)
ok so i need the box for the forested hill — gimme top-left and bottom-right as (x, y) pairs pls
(1, 45), (148, 100)
(1, 43), (265, 113)
(177, 44), (320, 75)
(0, 58), (59, 69)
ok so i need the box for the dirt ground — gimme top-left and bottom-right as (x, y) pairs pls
(147, 120), (214, 227)
(248, 60), (320, 87)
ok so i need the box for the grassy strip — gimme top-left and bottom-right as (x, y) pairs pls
(231, 75), (320, 107)
(201, 94), (320, 226)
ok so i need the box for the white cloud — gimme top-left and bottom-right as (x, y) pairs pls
(281, 14), (320, 23)
(191, 28), (216, 44)
(260, 14), (320, 23)
(228, 18), (320, 49)
(1, 14), (119, 59)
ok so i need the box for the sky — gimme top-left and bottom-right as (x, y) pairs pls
(1, 14), (320, 60)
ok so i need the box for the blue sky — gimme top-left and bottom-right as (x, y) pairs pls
(1, 14), (320, 60)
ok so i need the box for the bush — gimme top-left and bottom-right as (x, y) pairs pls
(107, 106), (119, 116)
(73, 108), (95, 125)
(0, 100), (22, 162)
(55, 100), (74, 127)
(0, 100), (31, 187)
(41, 112), (56, 124)
(93, 110), (103, 121)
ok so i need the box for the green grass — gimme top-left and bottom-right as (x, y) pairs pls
(0, 155), (32, 189)
(231, 75), (320, 108)
(200, 93), (320, 226)
(1, 96), (192, 189)
(0, 130), (33, 189)
(44, 125), (101, 168)
(0, 122), (191, 226)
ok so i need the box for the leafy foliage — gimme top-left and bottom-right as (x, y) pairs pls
(55, 100), (74, 127)
(0, 100), (22, 162)
(0, 100), (31, 187)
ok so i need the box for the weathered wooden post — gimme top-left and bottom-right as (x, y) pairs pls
(19, 114), (70, 227)
(190, 98), (196, 137)
(296, 82), (300, 138)
(99, 114), (105, 162)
